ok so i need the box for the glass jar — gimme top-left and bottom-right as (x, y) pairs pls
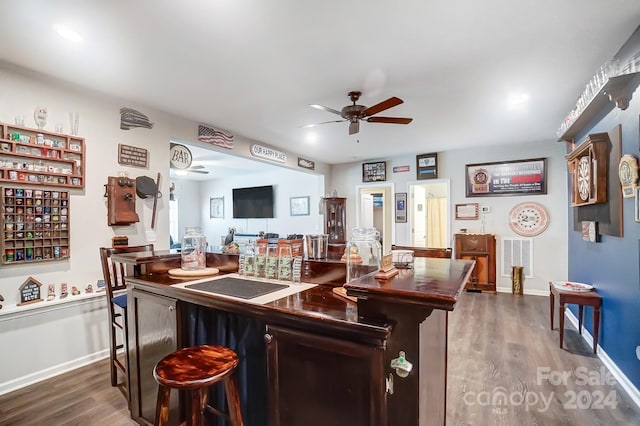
(181, 226), (206, 270)
(346, 227), (382, 282)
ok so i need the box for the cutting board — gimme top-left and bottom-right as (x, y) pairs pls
(168, 267), (219, 278)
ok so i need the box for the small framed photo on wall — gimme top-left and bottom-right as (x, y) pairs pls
(416, 153), (438, 180)
(395, 192), (407, 223)
(362, 161), (387, 182)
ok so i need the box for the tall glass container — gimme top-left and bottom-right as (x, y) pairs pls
(346, 227), (381, 283)
(181, 226), (206, 270)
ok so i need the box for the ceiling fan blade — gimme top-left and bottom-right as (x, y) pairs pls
(187, 169), (209, 174)
(362, 97), (403, 117)
(300, 119), (347, 128)
(349, 121), (359, 135)
(309, 104), (342, 115)
(366, 117), (413, 124)
(188, 165), (205, 169)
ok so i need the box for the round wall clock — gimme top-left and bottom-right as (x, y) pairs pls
(509, 202), (550, 237)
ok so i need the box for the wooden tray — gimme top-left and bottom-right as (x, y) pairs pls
(168, 267), (219, 278)
(332, 286), (357, 303)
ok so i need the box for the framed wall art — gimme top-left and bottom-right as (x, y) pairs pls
(362, 161), (387, 182)
(290, 196), (310, 216)
(210, 197), (224, 218)
(455, 203), (479, 220)
(395, 192), (407, 223)
(416, 153), (438, 180)
(465, 158), (547, 197)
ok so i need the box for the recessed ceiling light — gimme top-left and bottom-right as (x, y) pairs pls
(507, 92), (529, 107)
(54, 24), (83, 42)
(305, 132), (317, 143)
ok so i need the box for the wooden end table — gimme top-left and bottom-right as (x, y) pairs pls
(549, 282), (602, 354)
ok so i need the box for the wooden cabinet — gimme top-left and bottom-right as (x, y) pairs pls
(128, 289), (178, 425)
(265, 324), (386, 426)
(1, 187), (70, 265)
(454, 233), (496, 292)
(322, 197), (346, 244)
(0, 122), (85, 188)
(565, 133), (610, 207)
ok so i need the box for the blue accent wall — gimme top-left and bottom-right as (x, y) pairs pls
(568, 85), (640, 390)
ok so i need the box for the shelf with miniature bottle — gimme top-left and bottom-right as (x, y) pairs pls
(1, 186), (71, 265)
(557, 71), (640, 143)
(0, 122), (85, 188)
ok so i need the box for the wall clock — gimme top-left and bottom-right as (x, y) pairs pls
(509, 202), (550, 237)
(618, 154), (639, 198)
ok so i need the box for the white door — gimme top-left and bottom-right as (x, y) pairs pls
(411, 185), (426, 246)
(360, 193), (374, 228)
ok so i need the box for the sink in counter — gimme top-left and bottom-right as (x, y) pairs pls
(171, 273), (317, 304)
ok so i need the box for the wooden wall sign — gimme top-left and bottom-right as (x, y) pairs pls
(118, 144), (148, 168)
(18, 276), (44, 306)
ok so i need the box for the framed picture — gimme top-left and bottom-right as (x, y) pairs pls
(362, 161), (387, 182)
(210, 197), (224, 218)
(395, 192), (407, 223)
(416, 153), (438, 180)
(290, 196), (310, 216)
(465, 157), (547, 197)
(455, 203), (479, 220)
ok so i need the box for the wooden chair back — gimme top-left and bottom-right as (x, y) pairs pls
(99, 244), (154, 302)
(391, 245), (452, 259)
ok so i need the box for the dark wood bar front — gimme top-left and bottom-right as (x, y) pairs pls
(114, 250), (474, 426)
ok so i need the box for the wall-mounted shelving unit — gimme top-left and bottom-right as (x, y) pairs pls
(557, 72), (640, 143)
(0, 122), (85, 188)
(2, 186), (71, 265)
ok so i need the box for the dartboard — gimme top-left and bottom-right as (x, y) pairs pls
(577, 156), (591, 201)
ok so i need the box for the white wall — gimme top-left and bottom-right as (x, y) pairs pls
(196, 168), (324, 245)
(328, 141), (568, 295)
(0, 63), (329, 392)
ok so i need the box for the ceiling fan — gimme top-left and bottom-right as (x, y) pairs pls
(303, 91), (413, 135)
(171, 164), (209, 175)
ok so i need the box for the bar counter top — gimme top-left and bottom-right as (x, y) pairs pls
(116, 249), (475, 425)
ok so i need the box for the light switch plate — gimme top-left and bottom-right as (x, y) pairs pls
(480, 206), (491, 213)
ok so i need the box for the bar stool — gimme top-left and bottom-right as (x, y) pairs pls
(153, 345), (244, 426)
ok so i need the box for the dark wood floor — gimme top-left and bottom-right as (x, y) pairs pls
(448, 292), (640, 425)
(0, 293), (638, 425)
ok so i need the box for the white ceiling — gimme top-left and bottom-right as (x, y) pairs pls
(2, 1), (640, 168)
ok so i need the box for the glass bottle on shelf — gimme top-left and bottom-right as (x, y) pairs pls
(345, 227), (381, 283)
(181, 226), (206, 270)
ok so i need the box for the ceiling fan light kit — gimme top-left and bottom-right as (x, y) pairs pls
(307, 91), (413, 135)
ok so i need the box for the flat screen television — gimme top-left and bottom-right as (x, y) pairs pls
(232, 185), (274, 218)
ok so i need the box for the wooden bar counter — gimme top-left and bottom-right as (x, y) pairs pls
(113, 250), (474, 426)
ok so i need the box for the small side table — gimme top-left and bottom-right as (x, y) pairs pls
(549, 282), (602, 354)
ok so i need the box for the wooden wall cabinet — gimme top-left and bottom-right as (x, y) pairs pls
(0, 122), (85, 188)
(454, 233), (496, 292)
(565, 133), (610, 207)
(265, 324), (386, 426)
(322, 197), (346, 244)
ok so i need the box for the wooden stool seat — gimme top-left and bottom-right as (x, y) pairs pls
(153, 345), (243, 426)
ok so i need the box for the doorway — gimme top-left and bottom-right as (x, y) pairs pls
(356, 183), (394, 255)
(408, 180), (450, 248)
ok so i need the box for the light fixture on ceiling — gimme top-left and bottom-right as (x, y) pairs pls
(506, 92), (530, 108)
(53, 24), (83, 42)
